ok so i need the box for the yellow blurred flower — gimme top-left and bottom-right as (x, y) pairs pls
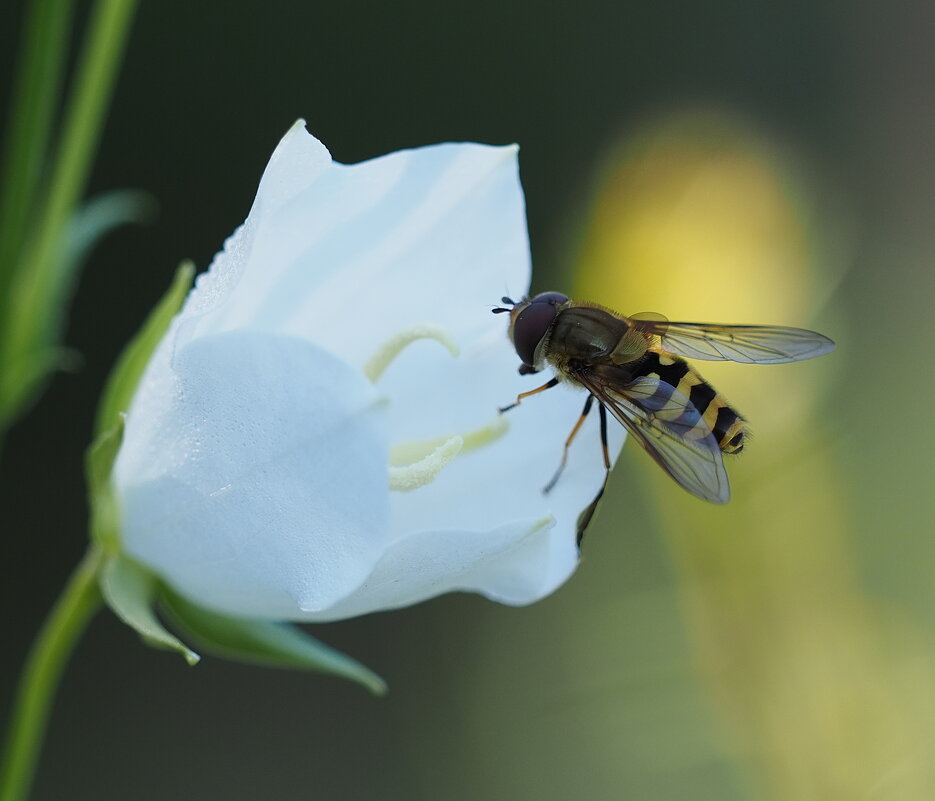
(572, 108), (935, 800)
(575, 109), (838, 436)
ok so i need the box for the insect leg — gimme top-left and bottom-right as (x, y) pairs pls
(575, 402), (611, 547)
(599, 399), (611, 471)
(543, 394), (594, 494)
(498, 377), (559, 413)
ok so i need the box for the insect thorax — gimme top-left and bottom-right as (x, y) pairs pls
(549, 307), (630, 361)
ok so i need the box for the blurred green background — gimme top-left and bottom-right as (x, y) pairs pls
(3, 1), (935, 799)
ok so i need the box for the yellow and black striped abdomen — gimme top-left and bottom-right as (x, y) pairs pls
(634, 349), (747, 454)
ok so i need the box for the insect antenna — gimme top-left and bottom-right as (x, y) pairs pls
(492, 296), (517, 314)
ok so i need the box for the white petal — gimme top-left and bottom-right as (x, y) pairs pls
(174, 122), (530, 367)
(302, 516), (575, 621)
(114, 330), (389, 619)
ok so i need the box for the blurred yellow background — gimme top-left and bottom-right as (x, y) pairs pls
(570, 109), (935, 799)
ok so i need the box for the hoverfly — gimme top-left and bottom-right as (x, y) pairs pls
(493, 292), (835, 543)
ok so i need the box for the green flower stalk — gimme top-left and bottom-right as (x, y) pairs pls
(0, 549), (103, 801)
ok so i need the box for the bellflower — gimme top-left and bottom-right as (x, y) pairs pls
(112, 121), (624, 622)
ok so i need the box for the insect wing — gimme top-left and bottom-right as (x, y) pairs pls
(628, 314), (836, 364)
(580, 369), (730, 503)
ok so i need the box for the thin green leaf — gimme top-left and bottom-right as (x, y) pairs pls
(66, 190), (156, 266)
(0, 191), (152, 430)
(94, 260), (194, 437)
(50, 189), (157, 332)
(99, 555), (200, 666)
(161, 589), (387, 695)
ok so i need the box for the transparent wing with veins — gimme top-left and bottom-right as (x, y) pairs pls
(576, 367), (730, 503)
(628, 313), (836, 364)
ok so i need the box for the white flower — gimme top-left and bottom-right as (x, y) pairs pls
(113, 120), (624, 622)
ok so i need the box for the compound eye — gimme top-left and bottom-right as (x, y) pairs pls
(513, 301), (559, 366)
(530, 291), (569, 305)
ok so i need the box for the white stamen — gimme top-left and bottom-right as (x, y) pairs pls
(459, 413), (509, 454)
(389, 436), (463, 492)
(388, 415), (510, 491)
(366, 325), (508, 492)
(363, 323), (459, 383)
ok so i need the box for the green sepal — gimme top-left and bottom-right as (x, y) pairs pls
(99, 554), (200, 666)
(87, 261), (197, 656)
(94, 259), (194, 437)
(161, 589), (387, 695)
(86, 417), (124, 550)
(87, 259), (193, 549)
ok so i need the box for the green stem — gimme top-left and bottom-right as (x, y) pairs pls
(1, 0), (139, 429)
(0, 546), (103, 801)
(24, 0), (139, 319)
(0, 0), (75, 305)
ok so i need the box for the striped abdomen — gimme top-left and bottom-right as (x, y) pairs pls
(633, 349), (747, 453)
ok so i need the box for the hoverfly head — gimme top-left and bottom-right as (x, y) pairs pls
(504, 291), (569, 367)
